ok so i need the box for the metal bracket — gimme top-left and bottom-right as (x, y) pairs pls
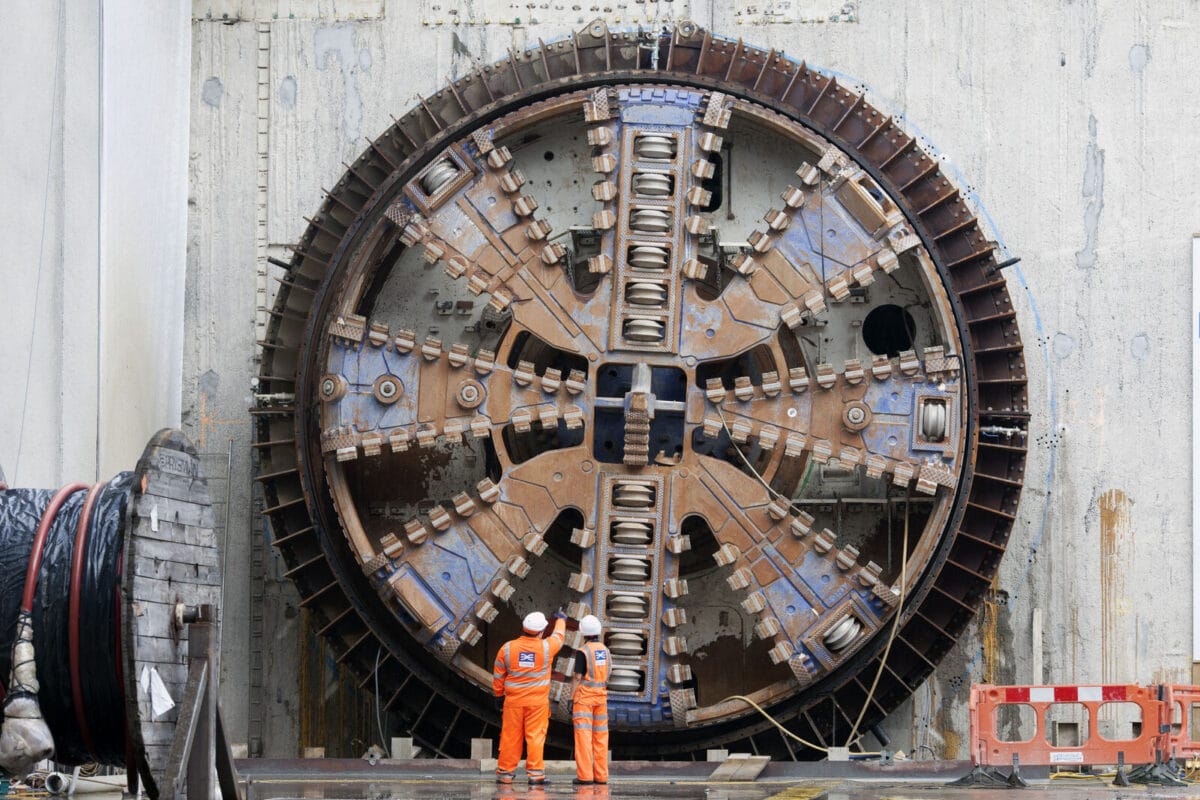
(162, 606), (242, 800)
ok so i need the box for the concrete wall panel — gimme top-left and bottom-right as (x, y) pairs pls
(179, 0), (1199, 757)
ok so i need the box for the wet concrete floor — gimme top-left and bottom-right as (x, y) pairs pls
(243, 777), (1200, 800)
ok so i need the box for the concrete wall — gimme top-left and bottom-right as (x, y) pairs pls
(0, 1), (191, 485)
(181, 0), (1198, 757)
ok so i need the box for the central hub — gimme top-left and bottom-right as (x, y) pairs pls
(592, 362), (686, 464)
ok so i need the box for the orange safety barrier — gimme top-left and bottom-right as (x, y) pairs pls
(972, 684), (1162, 768)
(1164, 684), (1200, 760)
(945, 681), (1200, 786)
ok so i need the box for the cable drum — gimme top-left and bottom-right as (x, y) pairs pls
(0, 475), (133, 766)
(0, 430), (219, 798)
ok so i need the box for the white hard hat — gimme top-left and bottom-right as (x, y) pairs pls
(523, 611), (548, 633)
(579, 615), (602, 637)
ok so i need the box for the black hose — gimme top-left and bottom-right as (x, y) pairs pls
(0, 473), (133, 766)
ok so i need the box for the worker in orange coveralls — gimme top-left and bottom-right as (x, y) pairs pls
(493, 609), (566, 785)
(570, 614), (610, 786)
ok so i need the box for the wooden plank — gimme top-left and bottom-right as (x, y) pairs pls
(131, 580), (220, 606)
(141, 469), (213, 505)
(130, 495), (216, 530)
(131, 537), (220, 568)
(132, 554), (221, 586)
(129, 638), (188, 664)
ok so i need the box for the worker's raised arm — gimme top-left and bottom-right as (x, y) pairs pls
(546, 612), (567, 657)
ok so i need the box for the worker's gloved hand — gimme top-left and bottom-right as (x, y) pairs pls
(552, 609), (568, 621)
(494, 696), (504, 712)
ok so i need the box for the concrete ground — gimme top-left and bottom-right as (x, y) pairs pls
(242, 777), (1200, 800)
(237, 761), (1200, 800)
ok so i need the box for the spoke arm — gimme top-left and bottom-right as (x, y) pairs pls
(734, 148), (915, 304)
(388, 136), (605, 357)
(319, 320), (590, 461)
(688, 458), (894, 685)
(703, 351), (962, 496)
(376, 445), (599, 657)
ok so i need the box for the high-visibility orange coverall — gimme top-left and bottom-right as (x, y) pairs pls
(492, 618), (566, 782)
(572, 640), (611, 783)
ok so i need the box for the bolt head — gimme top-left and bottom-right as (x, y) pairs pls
(456, 379), (485, 409)
(842, 401), (871, 432)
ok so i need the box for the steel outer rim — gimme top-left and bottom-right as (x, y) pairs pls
(261, 31), (1025, 758)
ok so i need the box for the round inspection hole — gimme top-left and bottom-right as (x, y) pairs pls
(862, 303), (916, 357)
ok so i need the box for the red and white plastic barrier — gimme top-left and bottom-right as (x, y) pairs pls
(955, 683), (1193, 787)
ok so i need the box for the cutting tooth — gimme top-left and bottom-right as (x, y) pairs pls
(628, 245), (670, 271)
(623, 317), (665, 342)
(629, 208), (671, 233)
(588, 127), (613, 147)
(634, 134), (676, 160)
(607, 632), (646, 656)
(419, 158), (459, 195)
(607, 594), (649, 620)
(613, 481), (655, 508)
(626, 281), (668, 306)
(633, 172), (673, 196)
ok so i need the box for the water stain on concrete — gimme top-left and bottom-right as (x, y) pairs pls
(1130, 333), (1149, 360)
(201, 76), (223, 108)
(1053, 332), (1075, 359)
(1129, 43), (1150, 73)
(315, 25), (363, 144)
(1074, 114), (1105, 270)
(278, 75), (297, 110)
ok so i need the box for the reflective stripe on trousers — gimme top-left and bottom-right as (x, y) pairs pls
(573, 701), (609, 783)
(497, 702), (550, 776)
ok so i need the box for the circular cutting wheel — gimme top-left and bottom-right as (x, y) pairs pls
(255, 21), (1028, 759)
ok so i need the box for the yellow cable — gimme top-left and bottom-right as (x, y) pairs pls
(714, 406), (908, 760)
(718, 694), (830, 753)
(845, 496), (909, 749)
(715, 406), (808, 514)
